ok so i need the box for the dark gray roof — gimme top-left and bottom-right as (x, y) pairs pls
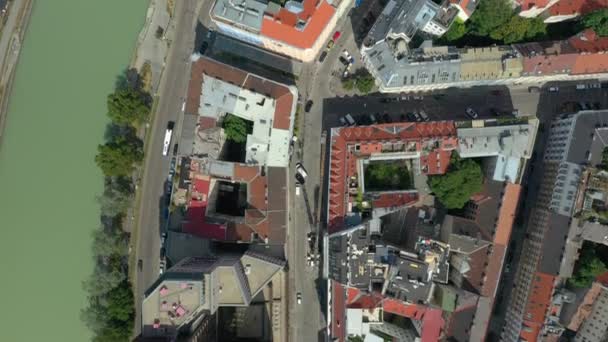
(566, 111), (608, 165)
(381, 207), (441, 251)
(329, 234), (348, 283)
(267, 167), (287, 211)
(538, 212), (571, 275)
(385, 254), (432, 304)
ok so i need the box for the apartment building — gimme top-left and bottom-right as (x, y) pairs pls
(502, 110), (608, 342)
(362, 29), (608, 93)
(210, 0), (351, 62)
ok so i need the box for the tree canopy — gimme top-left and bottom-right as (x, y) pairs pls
(490, 16), (546, 44)
(440, 0), (547, 45)
(468, 0), (513, 36)
(365, 162), (411, 191)
(95, 135), (144, 177)
(223, 114), (251, 143)
(107, 88), (150, 125)
(428, 153), (483, 209)
(580, 9), (608, 37)
(355, 71), (375, 94)
(569, 245), (608, 288)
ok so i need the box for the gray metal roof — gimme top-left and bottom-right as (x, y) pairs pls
(538, 213), (571, 276)
(212, 0), (266, 32)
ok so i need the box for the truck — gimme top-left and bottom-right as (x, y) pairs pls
(162, 121), (175, 156)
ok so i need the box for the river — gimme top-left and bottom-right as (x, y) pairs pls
(0, 0), (147, 340)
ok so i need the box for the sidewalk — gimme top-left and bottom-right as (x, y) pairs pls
(132, 0), (170, 94)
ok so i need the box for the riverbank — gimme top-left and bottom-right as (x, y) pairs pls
(0, 0), (32, 147)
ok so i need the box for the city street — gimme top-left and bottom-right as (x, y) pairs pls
(132, 0), (202, 337)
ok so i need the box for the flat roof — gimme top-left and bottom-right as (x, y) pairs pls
(142, 278), (206, 337)
(212, 0), (266, 32)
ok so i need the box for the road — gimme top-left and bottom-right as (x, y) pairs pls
(0, 0), (29, 143)
(132, 0), (201, 337)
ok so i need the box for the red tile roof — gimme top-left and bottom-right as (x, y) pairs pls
(331, 281), (346, 341)
(383, 298), (426, 319)
(347, 291), (384, 310)
(260, 0), (335, 49)
(517, 0), (551, 10)
(183, 176), (229, 240)
(421, 308), (445, 342)
(371, 192), (419, 209)
(494, 184), (521, 246)
(327, 122), (457, 233)
(520, 272), (556, 341)
(547, 0), (608, 17)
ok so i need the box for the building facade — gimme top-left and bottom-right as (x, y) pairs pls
(362, 30), (608, 93)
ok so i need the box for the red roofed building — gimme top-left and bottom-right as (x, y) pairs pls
(211, 0), (351, 62)
(326, 122), (457, 233)
(516, 0), (608, 22)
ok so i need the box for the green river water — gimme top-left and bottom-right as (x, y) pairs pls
(0, 1), (147, 340)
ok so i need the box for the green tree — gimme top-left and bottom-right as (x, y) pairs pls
(491, 16), (546, 44)
(581, 9), (608, 37)
(569, 247), (608, 288)
(469, 0), (512, 36)
(356, 72), (375, 94)
(91, 227), (129, 258)
(105, 281), (135, 322)
(95, 135), (144, 177)
(442, 20), (467, 43)
(428, 153), (483, 209)
(98, 182), (133, 217)
(223, 114), (250, 143)
(107, 88), (150, 125)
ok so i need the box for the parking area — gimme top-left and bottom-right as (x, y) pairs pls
(321, 80), (608, 129)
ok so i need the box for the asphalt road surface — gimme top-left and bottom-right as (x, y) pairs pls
(132, 0), (201, 336)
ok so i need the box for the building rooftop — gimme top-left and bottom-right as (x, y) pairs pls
(186, 56), (296, 167)
(212, 0), (336, 50)
(327, 121), (457, 232)
(143, 251), (285, 338)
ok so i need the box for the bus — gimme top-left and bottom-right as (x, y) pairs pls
(162, 121), (174, 156)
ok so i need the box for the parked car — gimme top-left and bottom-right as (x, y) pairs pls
(339, 117), (347, 126)
(406, 112), (417, 121)
(338, 56), (349, 66)
(326, 40), (334, 49)
(297, 292), (302, 304)
(369, 113), (378, 124)
(589, 83), (600, 88)
(412, 95), (424, 100)
(318, 51), (328, 63)
(333, 31), (341, 41)
(200, 41), (209, 54)
(304, 100), (313, 112)
(419, 110), (430, 122)
(465, 107), (479, 119)
(576, 84), (587, 90)
(490, 108), (500, 116)
(383, 113), (392, 123)
(138, 259), (143, 272)
(296, 163), (308, 183)
(295, 181), (301, 196)
(345, 114), (356, 126)
(548, 86), (559, 92)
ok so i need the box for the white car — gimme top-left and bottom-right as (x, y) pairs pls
(295, 183), (301, 196)
(296, 292), (302, 304)
(465, 107), (479, 119)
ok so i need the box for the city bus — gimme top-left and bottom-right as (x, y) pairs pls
(162, 121), (174, 156)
